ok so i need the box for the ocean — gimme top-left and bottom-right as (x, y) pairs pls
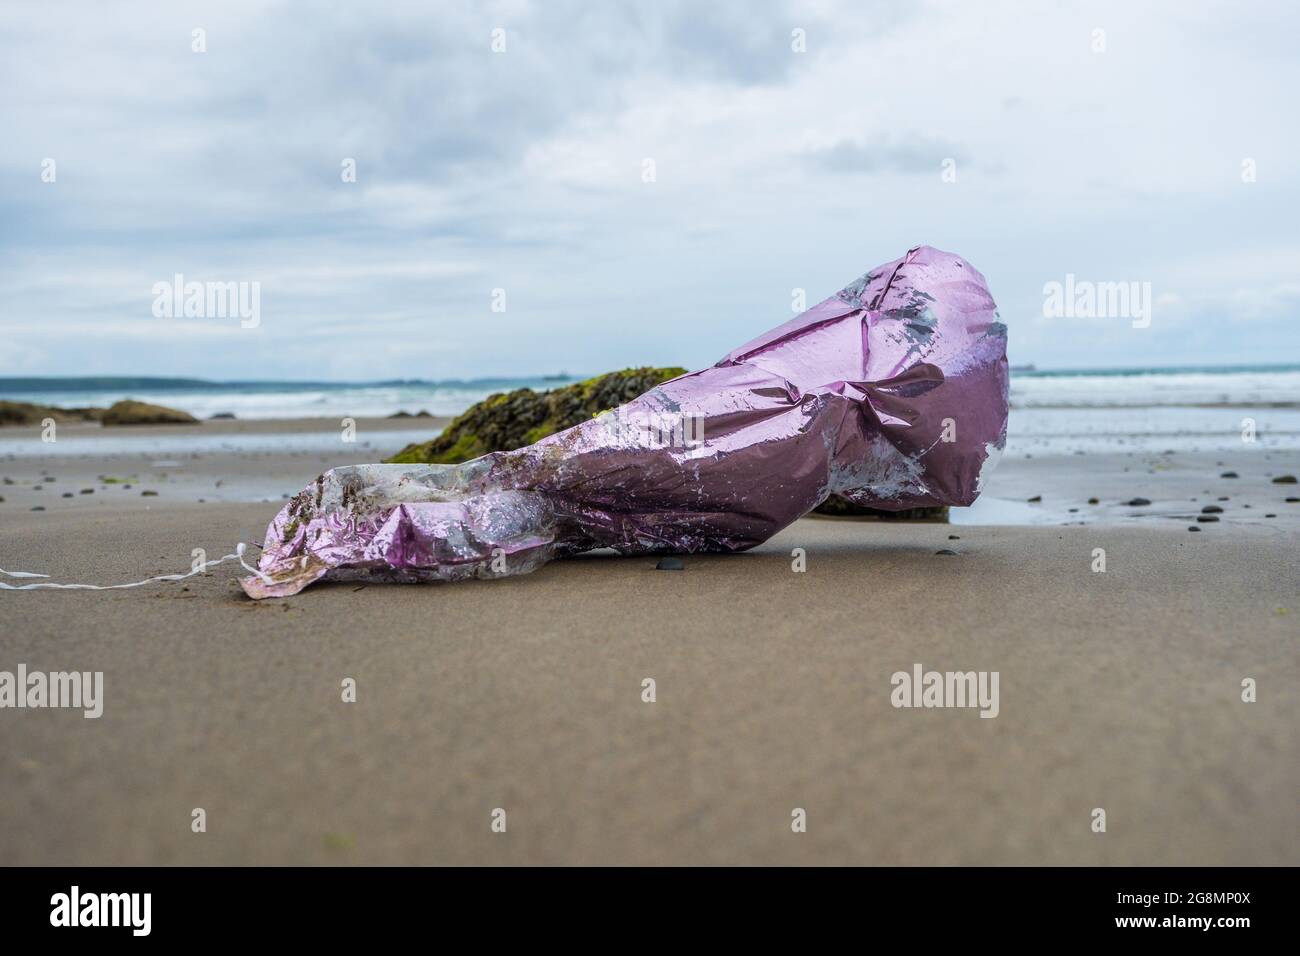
(3, 365), (1297, 421)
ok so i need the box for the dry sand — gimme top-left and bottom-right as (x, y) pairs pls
(0, 421), (1297, 865)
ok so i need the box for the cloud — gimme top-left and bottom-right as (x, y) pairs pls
(0, 0), (1297, 379)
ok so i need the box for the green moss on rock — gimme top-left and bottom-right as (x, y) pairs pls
(386, 367), (687, 464)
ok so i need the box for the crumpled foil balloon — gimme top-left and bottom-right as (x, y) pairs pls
(242, 246), (1008, 598)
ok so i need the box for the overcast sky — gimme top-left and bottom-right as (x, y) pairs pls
(2, 0), (1297, 381)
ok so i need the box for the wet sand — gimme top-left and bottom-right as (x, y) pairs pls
(0, 421), (1297, 864)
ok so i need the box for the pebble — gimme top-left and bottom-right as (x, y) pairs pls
(1124, 497), (1152, 506)
(141, 490), (159, 497)
(62, 492), (73, 498)
(1272, 475), (1297, 484)
(80, 488), (94, 495)
(1201, 505), (1223, 514)
(934, 549), (958, 556)
(1220, 471), (1238, 478)
(1196, 515), (1219, 523)
(948, 534), (960, 540)
(1087, 497), (1099, 504)
(31, 506), (44, 511)
(1287, 497), (1299, 503)
(1265, 513), (1277, 518)
(655, 557), (684, 571)
(1187, 526), (1200, 532)
(1027, 495), (1042, 503)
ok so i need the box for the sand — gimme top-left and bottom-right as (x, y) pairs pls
(0, 421), (1297, 865)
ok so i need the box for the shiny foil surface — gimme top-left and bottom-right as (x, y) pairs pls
(242, 246), (1009, 598)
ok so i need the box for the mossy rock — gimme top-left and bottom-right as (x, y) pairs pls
(100, 399), (198, 426)
(387, 367), (688, 464)
(385, 366), (946, 522)
(0, 401), (102, 427)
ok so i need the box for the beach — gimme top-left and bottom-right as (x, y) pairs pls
(1, 413), (1296, 865)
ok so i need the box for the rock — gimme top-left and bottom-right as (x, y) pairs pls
(100, 400), (198, 426)
(1201, 505), (1223, 514)
(1272, 475), (1297, 484)
(1287, 497), (1299, 503)
(1027, 495), (1042, 503)
(1087, 497), (1099, 504)
(388, 367), (687, 464)
(948, 534), (960, 540)
(1220, 471), (1238, 478)
(141, 490), (159, 496)
(934, 548), (959, 556)
(31, 506), (45, 511)
(655, 557), (684, 570)
(209, 412), (237, 420)
(61, 492), (73, 498)
(80, 488), (93, 495)
(1187, 526), (1200, 532)
(1196, 515), (1219, 523)
(1124, 497), (1152, 506)
(0, 400), (101, 427)
(385, 365), (951, 521)
(1265, 513), (1277, 518)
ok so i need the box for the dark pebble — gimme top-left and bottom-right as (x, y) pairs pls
(1187, 526), (1200, 532)
(1124, 497), (1152, 506)
(1287, 497), (1300, 503)
(655, 557), (684, 571)
(1027, 495), (1042, 503)
(1201, 505), (1223, 514)
(1217, 496), (1229, 501)
(948, 534), (960, 540)
(1272, 475), (1297, 484)
(1265, 513), (1276, 518)
(934, 549), (958, 556)
(33, 485), (42, 491)
(80, 488), (93, 495)
(31, 506), (45, 511)
(1220, 471), (1238, 478)
(1196, 515), (1219, 523)
(141, 490), (159, 497)
(62, 492), (73, 498)
(1087, 497), (1099, 504)
(1068, 507), (1078, 513)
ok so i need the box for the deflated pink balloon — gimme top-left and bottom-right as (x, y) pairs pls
(242, 246), (1008, 598)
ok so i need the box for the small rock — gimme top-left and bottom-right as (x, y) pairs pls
(1196, 515), (1219, 523)
(1187, 526), (1200, 532)
(1027, 495), (1042, 503)
(62, 492), (73, 498)
(80, 488), (93, 495)
(934, 549), (958, 556)
(655, 557), (684, 571)
(1272, 475), (1297, 484)
(141, 490), (159, 497)
(1265, 513), (1277, 518)
(1124, 497), (1152, 507)
(1068, 507), (1078, 513)
(1087, 497), (1099, 504)
(1286, 497), (1299, 503)
(1220, 471), (1238, 478)
(948, 534), (960, 540)
(1217, 496), (1229, 501)
(31, 506), (44, 511)
(33, 485), (42, 491)
(1201, 505), (1223, 514)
